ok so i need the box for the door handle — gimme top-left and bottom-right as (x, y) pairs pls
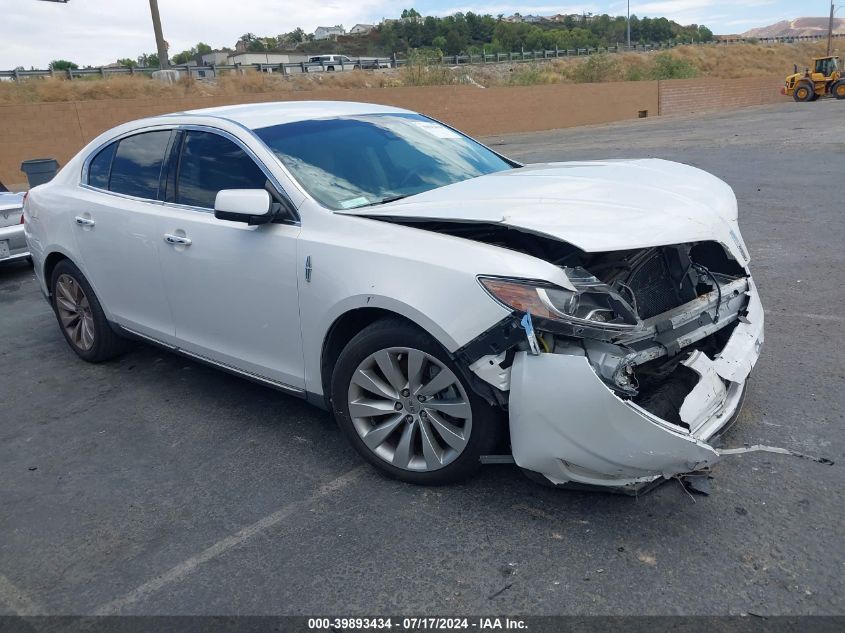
(74, 216), (95, 227)
(164, 233), (192, 246)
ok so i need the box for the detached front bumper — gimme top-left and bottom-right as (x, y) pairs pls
(508, 280), (764, 489)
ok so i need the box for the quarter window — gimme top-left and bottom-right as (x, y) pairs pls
(87, 142), (117, 189)
(175, 131), (268, 209)
(109, 131), (171, 199)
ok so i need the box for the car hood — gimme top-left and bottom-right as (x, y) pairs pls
(338, 159), (749, 264)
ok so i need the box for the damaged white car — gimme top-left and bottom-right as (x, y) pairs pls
(24, 101), (763, 490)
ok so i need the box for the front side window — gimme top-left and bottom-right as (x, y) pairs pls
(87, 142), (117, 189)
(175, 131), (268, 209)
(109, 131), (171, 199)
(254, 113), (514, 210)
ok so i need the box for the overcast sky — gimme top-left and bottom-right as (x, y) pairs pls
(0, 0), (817, 69)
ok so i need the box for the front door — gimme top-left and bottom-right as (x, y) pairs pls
(156, 129), (304, 389)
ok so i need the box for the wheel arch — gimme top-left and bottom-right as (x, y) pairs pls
(41, 249), (115, 324)
(43, 250), (72, 297)
(319, 307), (441, 407)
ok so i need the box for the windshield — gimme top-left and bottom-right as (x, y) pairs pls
(254, 113), (514, 210)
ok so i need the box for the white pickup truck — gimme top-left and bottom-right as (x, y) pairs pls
(307, 55), (390, 71)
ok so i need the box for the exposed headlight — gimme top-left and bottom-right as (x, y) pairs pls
(479, 269), (640, 331)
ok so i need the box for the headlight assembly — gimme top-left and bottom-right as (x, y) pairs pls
(479, 269), (640, 331)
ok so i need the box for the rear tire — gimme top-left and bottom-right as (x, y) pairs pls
(50, 259), (127, 362)
(793, 83), (814, 102)
(833, 80), (845, 100)
(331, 318), (503, 485)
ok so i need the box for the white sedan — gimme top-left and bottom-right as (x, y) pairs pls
(24, 101), (764, 491)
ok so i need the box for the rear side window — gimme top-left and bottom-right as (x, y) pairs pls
(109, 131), (171, 199)
(87, 142), (116, 189)
(175, 131), (267, 209)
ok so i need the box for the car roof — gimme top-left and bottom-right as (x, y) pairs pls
(181, 100), (414, 130)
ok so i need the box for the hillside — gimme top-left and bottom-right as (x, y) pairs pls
(743, 17), (845, 38)
(0, 41), (833, 104)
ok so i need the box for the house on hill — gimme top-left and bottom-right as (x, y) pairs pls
(314, 25), (345, 40)
(349, 24), (375, 35)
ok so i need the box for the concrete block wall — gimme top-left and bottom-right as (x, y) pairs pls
(0, 76), (783, 189)
(658, 75), (784, 116)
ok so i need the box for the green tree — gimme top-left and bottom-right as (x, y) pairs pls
(444, 29), (467, 54)
(50, 59), (78, 70)
(116, 58), (137, 68)
(238, 32), (267, 51)
(372, 7), (710, 55)
(137, 53), (160, 67)
(172, 49), (195, 64)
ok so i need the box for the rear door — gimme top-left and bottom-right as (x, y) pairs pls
(73, 129), (176, 341)
(155, 128), (304, 390)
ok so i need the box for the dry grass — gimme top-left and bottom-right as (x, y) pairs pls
(0, 69), (396, 104)
(468, 41), (834, 86)
(0, 41), (836, 104)
(669, 40), (831, 78)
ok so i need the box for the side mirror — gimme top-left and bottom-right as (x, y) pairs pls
(214, 189), (272, 225)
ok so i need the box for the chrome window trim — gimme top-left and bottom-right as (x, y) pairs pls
(79, 122), (301, 225)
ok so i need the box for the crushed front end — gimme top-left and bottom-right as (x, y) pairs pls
(461, 240), (764, 490)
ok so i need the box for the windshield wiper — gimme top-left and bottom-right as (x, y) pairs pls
(356, 194), (410, 208)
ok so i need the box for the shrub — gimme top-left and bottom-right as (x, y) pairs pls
(398, 49), (454, 86)
(649, 52), (699, 79)
(570, 54), (617, 83)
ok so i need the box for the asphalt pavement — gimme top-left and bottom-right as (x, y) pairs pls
(0, 100), (843, 616)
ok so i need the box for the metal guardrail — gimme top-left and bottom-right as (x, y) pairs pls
(0, 57), (394, 80)
(2, 33), (843, 80)
(437, 33), (845, 66)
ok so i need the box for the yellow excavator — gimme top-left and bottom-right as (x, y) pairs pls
(783, 55), (845, 101)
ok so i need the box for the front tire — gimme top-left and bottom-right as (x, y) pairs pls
(833, 80), (845, 99)
(331, 319), (502, 485)
(794, 83), (814, 102)
(50, 259), (127, 362)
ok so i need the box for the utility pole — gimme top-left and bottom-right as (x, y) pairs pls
(627, 0), (631, 49)
(828, 0), (835, 55)
(148, 0), (169, 68)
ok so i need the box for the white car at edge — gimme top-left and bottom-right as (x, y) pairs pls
(24, 101), (764, 491)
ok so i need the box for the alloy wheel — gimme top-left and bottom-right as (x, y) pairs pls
(55, 274), (95, 351)
(347, 347), (472, 472)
